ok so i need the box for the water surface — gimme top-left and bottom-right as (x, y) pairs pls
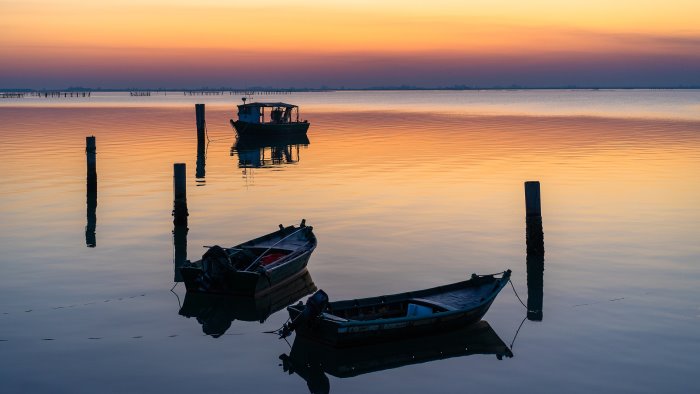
(1, 91), (699, 393)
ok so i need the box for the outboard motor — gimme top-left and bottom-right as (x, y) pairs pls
(279, 290), (329, 338)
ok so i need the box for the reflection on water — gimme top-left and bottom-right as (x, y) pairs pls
(179, 270), (316, 337)
(173, 224), (188, 283)
(281, 320), (512, 393)
(231, 134), (310, 169)
(196, 140), (207, 185)
(526, 216), (545, 321)
(86, 186), (97, 248)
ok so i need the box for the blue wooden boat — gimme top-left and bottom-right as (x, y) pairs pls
(283, 270), (511, 346)
(180, 220), (317, 296)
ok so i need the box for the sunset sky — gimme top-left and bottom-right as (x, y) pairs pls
(2, 0), (699, 88)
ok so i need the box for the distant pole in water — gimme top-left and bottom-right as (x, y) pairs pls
(86, 136), (97, 194)
(173, 163), (188, 226)
(524, 181), (541, 217)
(524, 181), (544, 321)
(195, 104), (206, 144)
(195, 104), (206, 182)
(86, 136), (97, 247)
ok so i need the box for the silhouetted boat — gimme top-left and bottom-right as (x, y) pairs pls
(280, 320), (512, 393)
(230, 99), (310, 136)
(180, 220), (317, 296)
(179, 270), (316, 337)
(282, 270), (511, 346)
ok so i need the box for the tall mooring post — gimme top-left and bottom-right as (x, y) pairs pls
(85, 136), (97, 247)
(86, 136), (97, 194)
(173, 163), (188, 226)
(195, 104), (206, 143)
(525, 181), (544, 321)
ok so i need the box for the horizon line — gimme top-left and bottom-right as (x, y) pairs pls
(3, 85), (700, 93)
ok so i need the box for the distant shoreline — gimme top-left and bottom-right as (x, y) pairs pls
(2, 86), (700, 93)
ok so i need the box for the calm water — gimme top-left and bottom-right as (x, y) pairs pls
(1, 91), (699, 393)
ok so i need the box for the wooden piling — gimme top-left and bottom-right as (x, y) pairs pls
(86, 136), (97, 194)
(195, 104), (206, 143)
(173, 163), (188, 225)
(524, 181), (541, 217)
(524, 180), (544, 321)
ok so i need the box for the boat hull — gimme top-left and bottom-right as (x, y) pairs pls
(180, 225), (317, 296)
(288, 271), (510, 346)
(231, 119), (310, 136)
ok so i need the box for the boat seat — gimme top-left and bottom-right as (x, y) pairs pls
(408, 298), (456, 312)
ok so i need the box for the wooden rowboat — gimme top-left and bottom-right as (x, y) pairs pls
(280, 320), (512, 392)
(180, 220), (317, 296)
(283, 270), (511, 346)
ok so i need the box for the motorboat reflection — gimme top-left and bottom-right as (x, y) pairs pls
(280, 320), (512, 393)
(231, 134), (310, 169)
(179, 270), (316, 337)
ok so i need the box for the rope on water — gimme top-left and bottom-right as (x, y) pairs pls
(509, 315), (527, 349)
(170, 282), (182, 310)
(263, 317), (291, 335)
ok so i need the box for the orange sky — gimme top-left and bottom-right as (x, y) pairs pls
(1, 0), (699, 88)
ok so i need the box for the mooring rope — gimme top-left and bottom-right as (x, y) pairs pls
(509, 315), (527, 349)
(509, 279), (528, 310)
(263, 316), (291, 335)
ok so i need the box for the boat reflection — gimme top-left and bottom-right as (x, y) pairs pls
(280, 320), (512, 393)
(231, 134), (310, 169)
(178, 270), (316, 337)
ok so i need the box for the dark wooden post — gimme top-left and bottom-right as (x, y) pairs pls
(525, 181), (544, 321)
(173, 163), (188, 226)
(85, 136), (97, 247)
(195, 104), (206, 144)
(195, 104), (206, 182)
(524, 181), (541, 217)
(86, 136), (97, 194)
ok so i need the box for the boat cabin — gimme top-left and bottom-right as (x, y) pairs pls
(237, 102), (301, 124)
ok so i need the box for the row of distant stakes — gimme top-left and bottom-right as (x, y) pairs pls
(1, 90), (298, 99)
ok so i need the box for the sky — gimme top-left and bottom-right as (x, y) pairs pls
(1, 0), (699, 89)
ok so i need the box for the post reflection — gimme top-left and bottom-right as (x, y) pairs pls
(173, 224), (188, 283)
(280, 320), (512, 393)
(526, 216), (545, 321)
(178, 270), (316, 337)
(85, 190), (97, 247)
(196, 139), (206, 185)
(231, 134), (310, 169)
